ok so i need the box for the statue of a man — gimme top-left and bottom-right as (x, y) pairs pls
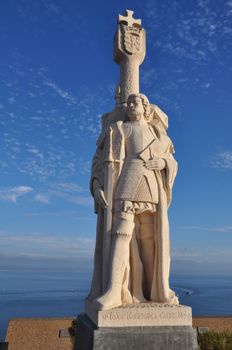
(88, 93), (178, 310)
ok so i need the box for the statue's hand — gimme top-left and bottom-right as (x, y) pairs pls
(94, 187), (108, 209)
(145, 157), (165, 170)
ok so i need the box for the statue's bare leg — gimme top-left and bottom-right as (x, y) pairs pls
(93, 212), (134, 310)
(138, 212), (155, 300)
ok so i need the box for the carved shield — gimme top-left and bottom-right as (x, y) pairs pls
(123, 27), (141, 54)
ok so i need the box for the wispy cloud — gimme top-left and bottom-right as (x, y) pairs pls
(53, 182), (84, 193)
(0, 53), (106, 182)
(48, 183), (93, 207)
(32, 182), (91, 207)
(171, 246), (232, 274)
(18, 145), (77, 179)
(208, 151), (232, 170)
(68, 195), (93, 207)
(28, 147), (44, 159)
(44, 80), (77, 105)
(8, 97), (16, 104)
(0, 186), (33, 203)
(139, 0), (232, 107)
(143, 0), (232, 64)
(172, 246), (232, 262)
(211, 226), (232, 233)
(172, 247), (204, 260)
(178, 225), (232, 233)
(0, 232), (95, 259)
(25, 211), (93, 220)
(34, 193), (50, 204)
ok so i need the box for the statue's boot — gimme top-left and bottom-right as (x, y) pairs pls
(139, 221), (155, 300)
(93, 233), (131, 310)
(130, 225), (147, 303)
(167, 289), (179, 305)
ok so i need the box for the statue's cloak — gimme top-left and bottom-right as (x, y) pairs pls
(88, 111), (177, 304)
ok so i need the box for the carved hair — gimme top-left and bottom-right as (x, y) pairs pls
(127, 93), (151, 120)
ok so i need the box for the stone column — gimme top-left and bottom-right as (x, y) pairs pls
(114, 10), (146, 105)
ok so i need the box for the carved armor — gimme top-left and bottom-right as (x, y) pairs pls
(115, 120), (159, 203)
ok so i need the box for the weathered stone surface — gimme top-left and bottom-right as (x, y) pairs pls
(74, 314), (198, 350)
(88, 10), (179, 313)
(86, 300), (192, 327)
(114, 10), (146, 104)
(76, 9), (198, 350)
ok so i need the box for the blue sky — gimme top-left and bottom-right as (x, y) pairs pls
(0, 0), (232, 275)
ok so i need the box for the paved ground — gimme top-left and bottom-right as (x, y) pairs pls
(4, 316), (232, 349)
(5, 318), (74, 350)
(193, 316), (232, 332)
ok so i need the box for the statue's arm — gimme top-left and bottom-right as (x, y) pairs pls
(90, 133), (108, 211)
(164, 141), (178, 186)
(161, 140), (178, 206)
(145, 132), (176, 171)
(90, 147), (103, 196)
(145, 157), (166, 170)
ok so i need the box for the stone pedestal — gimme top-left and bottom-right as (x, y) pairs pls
(85, 300), (193, 327)
(74, 302), (198, 350)
(74, 314), (198, 350)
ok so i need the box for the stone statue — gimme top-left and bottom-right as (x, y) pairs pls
(88, 92), (178, 311)
(87, 10), (178, 311)
(75, 11), (198, 350)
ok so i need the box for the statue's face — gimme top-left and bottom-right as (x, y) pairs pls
(127, 96), (144, 121)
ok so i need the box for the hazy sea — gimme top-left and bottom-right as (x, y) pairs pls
(1, 270), (232, 341)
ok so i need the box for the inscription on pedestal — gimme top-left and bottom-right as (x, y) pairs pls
(85, 301), (193, 328)
(102, 308), (191, 322)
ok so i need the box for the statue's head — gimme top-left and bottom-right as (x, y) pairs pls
(127, 93), (150, 121)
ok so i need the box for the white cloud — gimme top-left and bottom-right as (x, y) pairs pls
(178, 225), (232, 233)
(25, 211), (94, 220)
(211, 226), (232, 233)
(28, 182), (90, 207)
(48, 188), (93, 207)
(44, 80), (77, 105)
(34, 193), (50, 204)
(209, 151), (232, 170)
(0, 232), (95, 259)
(202, 82), (211, 89)
(28, 147), (44, 159)
(171, 246), (232, 274)
(0, 55), (108, 183)
(56, 182), (84, 192)
(54, 182), (84, 193)
(8, 97), (16, 104)
(172, 246), (232, 263)
(143, 0), (232, 66)
(0, 186), (33, 203)
(18, 147), (77, 179)
(68, 195), (93, 207)
(172, 247), (203, 260)
(227, 0), (232, 14)
(0, 160), (8, 168)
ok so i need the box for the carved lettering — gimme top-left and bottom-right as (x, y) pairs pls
(100, 305), (191, 324)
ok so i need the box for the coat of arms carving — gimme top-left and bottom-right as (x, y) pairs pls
(123, 26), (141, 54)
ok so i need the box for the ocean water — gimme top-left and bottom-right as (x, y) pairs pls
(172, 274), (232, 316)
(0, 270), (232, 341)
(0, 270), (91, 341)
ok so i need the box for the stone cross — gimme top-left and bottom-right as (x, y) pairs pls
(118, 10), (141, 28)
(114, 10), (146, 105)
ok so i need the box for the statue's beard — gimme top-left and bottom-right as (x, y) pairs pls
(128, 111), (143, 121)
